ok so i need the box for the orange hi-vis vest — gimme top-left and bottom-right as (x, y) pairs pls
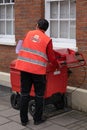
(15, 30), (51, 74)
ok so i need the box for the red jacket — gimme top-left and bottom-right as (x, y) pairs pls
(15, 30), (51, 74)
(46, 40), (58, 67)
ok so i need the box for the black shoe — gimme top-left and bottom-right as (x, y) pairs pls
(21, 120), (29, 126)
(34, 117), (47, 125)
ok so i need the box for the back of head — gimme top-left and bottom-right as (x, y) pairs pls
(37, 19), (49, 32)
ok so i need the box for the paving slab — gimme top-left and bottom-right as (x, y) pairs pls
(0, 108), (19, 117)
(0, 122), (25, 130)
(0, 116), (10, 125)
(41, 124), (68, 130)
(0, 85), (87, 130)
(9, 113), (33, 123)
(0, 104), (10, 111)
(50, 113), (78, 126)
(27, 120), (52, 130)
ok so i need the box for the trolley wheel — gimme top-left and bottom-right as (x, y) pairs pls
(53, 102), (64, 109)
(28, 100), (35, 116)
(53, 94), (67, 110)
(10, 93), (20, 110)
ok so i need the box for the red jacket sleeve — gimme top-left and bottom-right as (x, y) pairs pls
(46, 40), (58, 67)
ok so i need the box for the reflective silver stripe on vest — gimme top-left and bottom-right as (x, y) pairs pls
(21, 47), (48, 60)
(18, 56), (47, 67)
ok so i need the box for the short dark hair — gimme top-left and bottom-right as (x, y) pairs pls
(37, 19), (49, 31)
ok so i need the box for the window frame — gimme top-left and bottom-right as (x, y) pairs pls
(0, 0), (15, 46)
(45, 0), (77, 50)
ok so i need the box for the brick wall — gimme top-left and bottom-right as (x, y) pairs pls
(0, 0), (87, 89)
(68, 0), (87, 89)
(15, 0), (44, 41)
(76, 0), (87, 56)
(0, 0), (44, 73)
(0, 45), (17, 73)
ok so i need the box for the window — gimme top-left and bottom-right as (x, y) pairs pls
(0, 0), (15, 45)
(45, 0), (76, 50)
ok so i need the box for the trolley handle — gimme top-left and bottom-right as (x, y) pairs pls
(75, 52), (86, 65)
(78, 59), (85, 62)
(56, 60), (67, 69)
(60, 61), (67, 65)
(75, 52), (84, 59)
(75, 52), (80, 56)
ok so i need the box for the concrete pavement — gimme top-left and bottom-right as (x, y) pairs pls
(0, 86), (87, 130)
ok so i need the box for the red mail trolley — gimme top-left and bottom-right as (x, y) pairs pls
(10, 48), (86, 115)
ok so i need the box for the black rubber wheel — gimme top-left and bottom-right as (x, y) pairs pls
(28, 100), (35, 116)
(53, 94), (67, 110)
(10, 93), (20, 110)
(54, 101), (64, 109)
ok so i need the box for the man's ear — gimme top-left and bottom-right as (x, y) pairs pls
(36, 24), (38, 29)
